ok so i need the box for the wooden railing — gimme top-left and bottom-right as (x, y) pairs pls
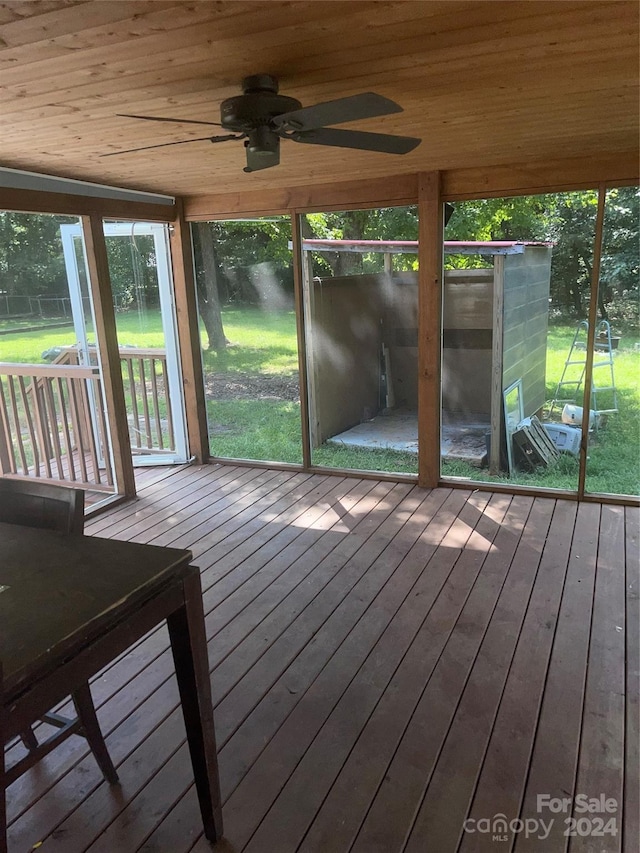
(118, 348), (175, 455)
(0, 363), (115, 490)
(56, 346), (176, 455)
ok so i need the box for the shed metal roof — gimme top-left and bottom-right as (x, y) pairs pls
(299, 239), (553, 256)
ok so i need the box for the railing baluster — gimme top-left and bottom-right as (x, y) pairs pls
(7, 375), (29, 475)
(149, 357), (163, 450)
(161, 355), (175, 452)
(84, 376), (102, 486)
(126, 356), (142, 448)
(93, 376), (113, 487)
(43, 377), (65, 480)
(0, 379), (17, 474)
(56, 377), (76, 482)
(1, 344), (179, 482)
(68, 377), (89, 484)
(31, 378), (53, 479)
(17, 375), (40, 477)
(114, 347), (176, 457)
(138, 357), (152, 448)
(0, 364), (115, 492)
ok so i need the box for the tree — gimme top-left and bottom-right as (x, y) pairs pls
(0, 212), (160, 316)
(103, 232), (157, 311)
(192, 222), (228, 353)
(0, 212), (73, 299)
(303, 206), (419, 276)
(191, 217), (295, 353)
(598, 186), (639, 328)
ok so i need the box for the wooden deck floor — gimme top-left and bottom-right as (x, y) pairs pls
(6, 464), (639, 853)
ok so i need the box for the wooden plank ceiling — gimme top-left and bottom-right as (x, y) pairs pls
(0, 0), (638, 199)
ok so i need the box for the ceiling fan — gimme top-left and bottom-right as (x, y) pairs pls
(103, 74), (421, 172)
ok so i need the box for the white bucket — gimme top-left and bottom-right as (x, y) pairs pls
(561, 404), (596, 428)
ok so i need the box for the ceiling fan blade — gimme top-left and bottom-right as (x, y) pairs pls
(117, 113), (223, 127)
(273, 92), (402, 132)
(101, 135), (240, 157)
(289, 127), (421, 154)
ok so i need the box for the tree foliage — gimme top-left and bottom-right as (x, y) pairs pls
(0, 212), (73, 299)
(303, 206), (419, 276)
(598, 186), (639, 327)
(1, 189), (637, 335)
(0, 212), (158, 312)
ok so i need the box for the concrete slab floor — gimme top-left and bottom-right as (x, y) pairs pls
(326, 409), (490, 466)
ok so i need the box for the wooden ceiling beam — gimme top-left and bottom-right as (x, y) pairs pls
(0, 187), (175, 221)
(182, 153), (638, 219)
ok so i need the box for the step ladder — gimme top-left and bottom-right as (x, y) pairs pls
(549, 319), (618, 420)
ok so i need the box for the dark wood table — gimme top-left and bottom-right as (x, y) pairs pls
(0, 521), (223, 852)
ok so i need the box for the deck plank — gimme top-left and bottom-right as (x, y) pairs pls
(78, 482), (410, 851)
(349, 495), (535, 853)
(404, 496), (557, 851)
(4, 465), (634, 853)
(6, 468), (334, 821)
(222, 488), (467, 852)
(459, 498), (579, 852)
(79, 483), (429, 853)
(515, 501), (602, 853)
(623, 507), (639, 853)
(86, 462), (231, 536)
(570, 504), (626, 853)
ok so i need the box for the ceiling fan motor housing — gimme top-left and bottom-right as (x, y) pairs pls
(245, 126), (280, 163)
(220, 75), (302, 132)
(220, 93), (302, 131)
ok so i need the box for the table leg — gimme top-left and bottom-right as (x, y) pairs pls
(0, 747), (5, 853)
(1, 664), (7, 853)
(167, 569), (223, 842)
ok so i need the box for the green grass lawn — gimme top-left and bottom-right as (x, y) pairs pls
(0, 310), (167, 363)
(209, 399), (303, 464)
(2, 308), (638, 493)
(0, 316), (75, 333)
(201, 308), (299, 376)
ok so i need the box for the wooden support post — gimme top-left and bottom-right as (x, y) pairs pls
(81, 215), (136, 498)
(291, 214), (312, 468)
(170, 200), (209, 464)
(577, 184), (606, 498)
(489, 254), (505, 474)
(418, 172), (443, 488)
(299, 234), (320, 451)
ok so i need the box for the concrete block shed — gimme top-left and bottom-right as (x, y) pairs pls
(301, 240), (552, 469)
